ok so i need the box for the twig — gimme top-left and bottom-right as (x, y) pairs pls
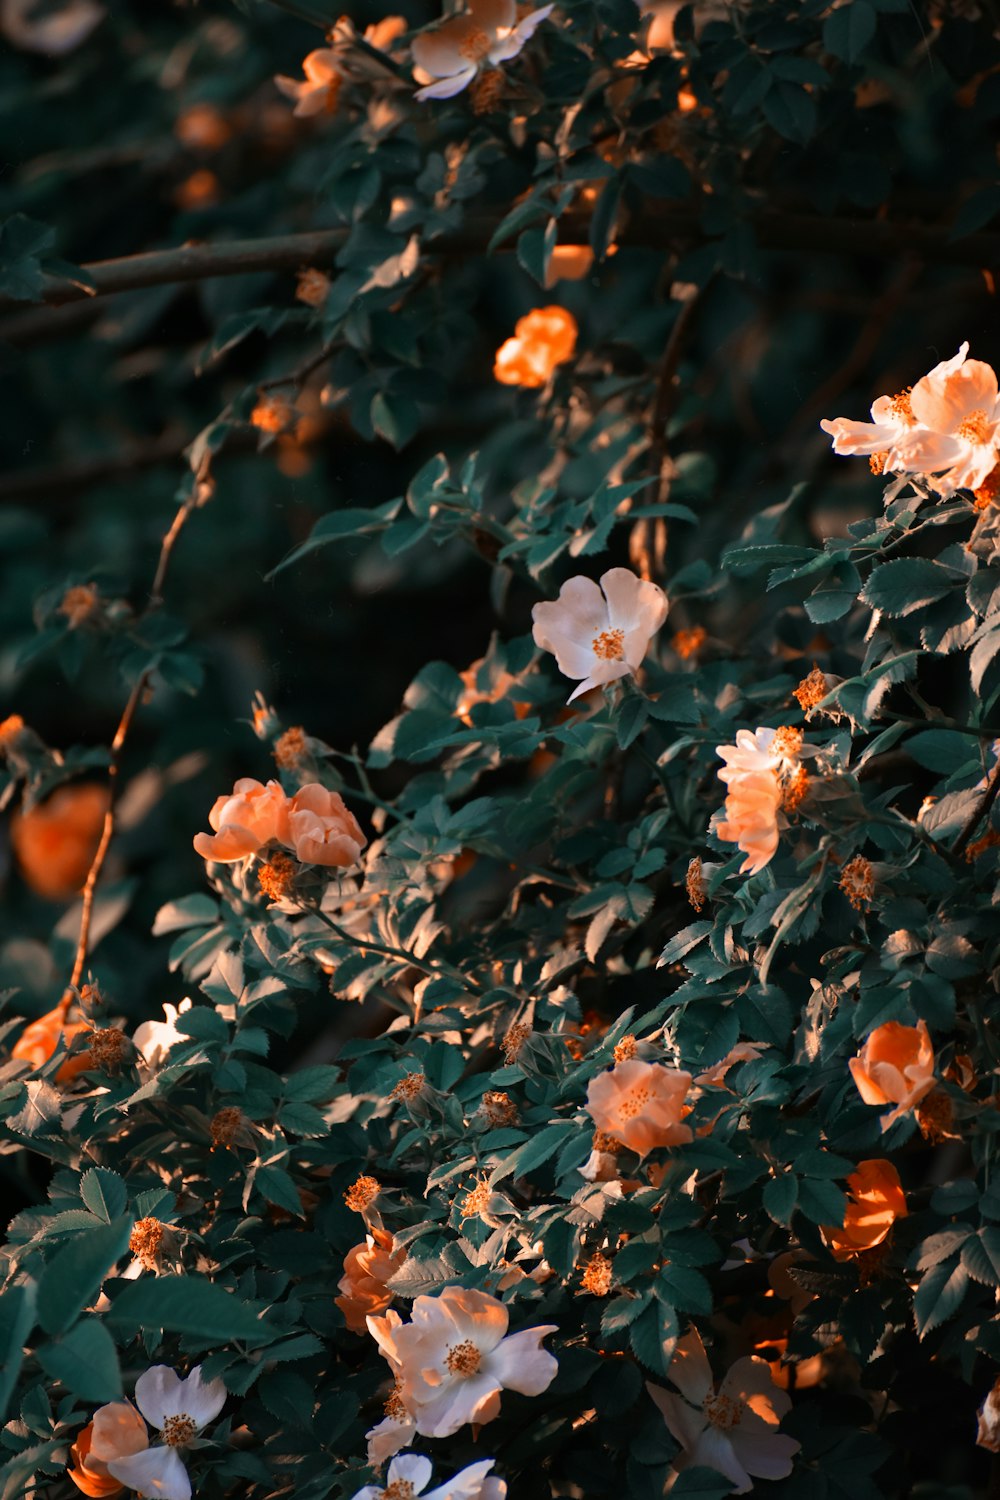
(953, 758), (1000, 858)
(7, 204), (1000, 312)
(66, 498), (195, 995)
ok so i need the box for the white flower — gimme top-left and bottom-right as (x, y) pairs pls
(133, 998), (194, 1069)
(647, 1327), (800, 1494)
(99, 1366), (227, 1500)
(411, 0), (553, 101)
(367, 1286), (557, 1438)
(894, 342), (1000, 494)
(351, 1453), (505, 1500)
(532, 567), (669, 703)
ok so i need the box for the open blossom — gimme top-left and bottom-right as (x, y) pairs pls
(95, 1365), (226, 1500)
(193, 778), (290, 862)
(586, 1058), (693, 1157)
(412, 0), (553, 101)
(275, 49), (344, 115)
(532, 567), (668, 703)
(132, 998), (193, 1070)
(68, 1404), (147, 1497)
(368, 1286), (557, 1438)
(714, 727), (806, 875)
(849, 1019), (935, 1130)
(647, 1327), (800, 1494)
(336, 1229), (406, 1335)
(820, 343), (1000, 496)
(286, 783), (367, 867)
(350, 1454), (505, 1500)
(977, 1376), (1000, 1452)
(12, 1004), (92, 1083)
(822, 1159), (907, 1261)
(494, 306), (576, 388)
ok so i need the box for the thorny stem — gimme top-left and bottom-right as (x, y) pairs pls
(305, 901), (482, 994)
(66, 498), (196, 997)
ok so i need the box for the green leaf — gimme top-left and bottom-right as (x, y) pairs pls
(905, 729), (980, 773)
(80, 1168), (128, 1223)
(914, 1258), (969, 1338)
(266, 499), (403, 578)
(658, 922), (712, 967)
(961, 1227), (1000, 1287)
(0, 1284), (36, 1422)
(152, 893), (219, 936)
(629, 1299), (678, 1376)
(824, 1), (877, 64)
(107, 1273), (268, 1343)
(490, 1122), (579, 1185)
(37, 1216), (133, 1336)
(861, 558), (957, 617)
(35, 1317), (122, 1403)
(763, 1172), (799, 1226)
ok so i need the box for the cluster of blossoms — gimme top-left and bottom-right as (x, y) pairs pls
(821, 342), (1000, 504)
(192, 777), (366, 868)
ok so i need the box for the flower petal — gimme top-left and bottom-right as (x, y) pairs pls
(134, 1367), (184, 1429)
(485, 1326), (558, 1395)
(107, 1447), (191, 1500)
(387, 1454), (434, 1495)
(175, 1366), (227, 1428)
(89, 1403), (148, 1463)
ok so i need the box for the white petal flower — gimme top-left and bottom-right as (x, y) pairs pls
(532, 567), (669, 702)
(412, 0), (553, 101)
(133, 998), (194, 1069)
(106, 1364), (226, 1500)
(647, 1328), (799, 1495)
(107, 1445), (192, 1500)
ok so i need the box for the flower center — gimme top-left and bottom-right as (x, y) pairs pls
(459, 25), (493, 60)
(592, 628), (625, 661)
(618, 1083), (652, 1120)
(162, 1414), (197, 1447)
(382, 1484), (416, 1500)
(771, 725), (803, 759)
(890, 388), (914, 425)
(704, 1393), (742, 1430)
(445, 1340), (482, 1376)
(958, 407), (991, 443)
(974, 463), (1000, 509)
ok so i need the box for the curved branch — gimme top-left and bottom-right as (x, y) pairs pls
(5, 206), (1000, 312)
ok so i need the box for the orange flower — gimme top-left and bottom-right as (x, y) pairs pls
(586, 1058), (693, 1157)
(849, 1020), (935, 1130)
(173, 169), (220, 210)
(10, 782), (109, 901)
(494, 306), (577, 388)
(822, 1159), (907, 1261)
(286, 783), (367, 868)
(544, 245), (594, 287)
(193, 778), (290, 863)
(335, 1228), (405, 1334)
(67, 1420), (126, 1498)
(174, 103), (232, 150)
(11, 1004), (93, 1083)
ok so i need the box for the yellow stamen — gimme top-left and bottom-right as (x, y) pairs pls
(592, 628), (625, 661)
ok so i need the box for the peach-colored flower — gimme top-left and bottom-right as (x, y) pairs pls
(275, 49), (344, 116)
(1, 0), (102, 53)
(647, 1327), (800, 1494)
(532, 567), (668, 703)
(192, 778), (290, 862)
(848, 1019), (935, 1130)
(822, 1158), (907, 1261)
(366, 15), (407, 51)
(412, 0), (553, 101)
(12, 1004), (92, 1083)
(67, 1405), (147, 1498)
(544, 245), (594, 287)
(494, 305), (576, 388)
(714, 770), (782, 876)
(820, 343), (1000, 496)
(286, 783), (366, 867)
(336, 1229), (406, 1335)
(368, 1286), (557, 1438)
(11, 782), (109, 901)
(894, 343), (1000, 494)
(586, 1058), (693, 1157)
(100, 1366), (227, 1500)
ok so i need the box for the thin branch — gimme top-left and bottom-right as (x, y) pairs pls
(67, 498), (196, 994)
(7, 205), (1000, 312)
(953, 759), (1000, 858)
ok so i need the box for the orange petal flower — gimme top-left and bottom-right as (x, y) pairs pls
(192, 778), (290, 862)
(12, 1005), (92, 1083)
(585, 1058), (693, 1157)
(286, 783), (366, 868)
(822, 1159), (907, 1261)
(494, 306), (577, 388)
(848, 1020), (935, 1130)
(11, 782), (109, 901)
(335, 1228), (406, 1334)
(67, 1422), (125, 1498)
